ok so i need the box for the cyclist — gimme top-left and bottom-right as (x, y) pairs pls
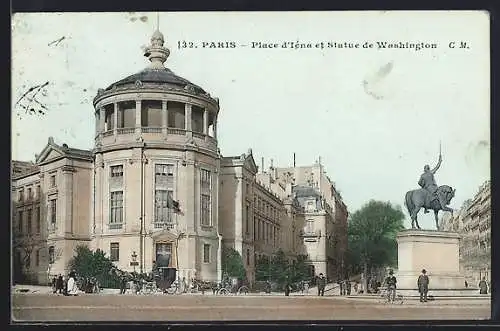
(384, 269), (397, 303)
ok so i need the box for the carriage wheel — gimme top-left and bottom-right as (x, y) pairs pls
(237, 286), (249, 295)
(217, 288), (229, 295)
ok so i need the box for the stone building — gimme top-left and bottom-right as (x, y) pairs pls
(12, 141), (93, 284)
(439, 180), (491, 284)
(11, 28), (348, 285)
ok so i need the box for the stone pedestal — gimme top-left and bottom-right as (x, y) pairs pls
(396, 229), (465, 293)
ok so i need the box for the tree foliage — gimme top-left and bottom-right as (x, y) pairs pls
(67, 245), (121, 288)
(346, 200), (405, 275)
(221, 247), (246, 280)
(255, 249), (310, 288)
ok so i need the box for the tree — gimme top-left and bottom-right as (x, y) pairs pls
(221, 247), (246, 280)
(12, 233), (44, 283)
(290, 254), (309, 283)
(68, 245), (121, 288)
(346, 200), (405, 289)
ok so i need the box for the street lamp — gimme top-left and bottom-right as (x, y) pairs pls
(131, 251), (138, 273)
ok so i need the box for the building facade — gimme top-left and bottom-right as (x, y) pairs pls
(12, 28), (348, 286)
(439, 180), (491, 284)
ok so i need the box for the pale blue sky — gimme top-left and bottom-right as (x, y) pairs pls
(11, 12), (490, 228)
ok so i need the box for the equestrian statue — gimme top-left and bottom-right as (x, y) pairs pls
(405, 144), (455, 230)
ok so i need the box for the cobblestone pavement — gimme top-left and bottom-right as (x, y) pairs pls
(12, 293), (491, 322)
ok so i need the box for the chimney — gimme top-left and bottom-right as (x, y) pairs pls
(261, 157), (264, 174)
(293, 153), (296, 168)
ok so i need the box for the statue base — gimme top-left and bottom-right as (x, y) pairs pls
(396, 229), (466, 295)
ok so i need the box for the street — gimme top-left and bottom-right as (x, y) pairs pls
(12, 294), (491, 321)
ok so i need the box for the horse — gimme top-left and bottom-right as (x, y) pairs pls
(404, 185), (455, 230)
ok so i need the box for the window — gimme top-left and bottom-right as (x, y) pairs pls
(18, 211), (23, 233)
(203, 244), (210, 263)
(36, 185), (41, 198)
(48, 246), (55, 264)
(306, 220), (315, 234)
(49, 200), (57, 225)
(18, 190), (24, 202)
(36, 206), (41, 233)
(27, 187), (32, 199)
(155, 190), (173, 228)
(155, 164), (174, 177)
(246, 249), (250, 266)
(27, 209), (32, 234)
(110, 165), (123, 177)
(110, 243), (120, 261)
(50, 175), (56, 187)
(110, 191), (124, 228)
(201, 169), (212, 226)
(35, 249), (40, 266)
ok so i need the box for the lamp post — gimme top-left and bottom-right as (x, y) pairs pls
(131, 251), (138, 273)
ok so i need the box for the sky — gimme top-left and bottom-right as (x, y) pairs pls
(11, 11), (490, 229)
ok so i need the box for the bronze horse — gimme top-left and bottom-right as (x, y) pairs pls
(404, 185), (455, 230)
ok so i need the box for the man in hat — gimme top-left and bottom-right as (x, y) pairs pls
(384, 269), (397, 303)
(417, 269), (430, 302)
(317, 273), (326, 296)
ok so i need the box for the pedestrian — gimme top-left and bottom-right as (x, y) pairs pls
(67, 271), (79, 296)
(120, 274), (127, 294)
(478, 277), (488, 294)
(317, 273), (326, 296)
(346, 280), (352, 295)
(284, 279), (291, 297)
(384, 270), (397, 303)
(304, 281), (309, 295)
(51, 276), (57, 294)
(353, 282), (358, 294)
(338, 279), (344, 296)
(56, 274), (63, 294)
(417, 269), (430, 302)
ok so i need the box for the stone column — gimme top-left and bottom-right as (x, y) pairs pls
(62, 166), (74, 235)
(234, 175), (243, 255)
(135, 100), (142, 135)
(213, 116), (218, 140)
(203, 109), (208, 135)
(99, 107), (105, 132)
(113, 102), (118, 135)
(185, 103), (192, 130)
(95, 112), (100, 135)
(162, 100), (168, 136)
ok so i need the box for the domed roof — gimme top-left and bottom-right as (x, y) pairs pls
(103, 28), (207, 95)
(105, 67), (207, 94)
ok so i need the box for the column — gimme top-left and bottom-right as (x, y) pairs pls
(234, 176), (243, 254)
(95, 112), (99, 136)
(213, 116), (218, 140)
(113, 103), (118, 135)
(162, 100), (168, 135)
(185, 104), (192, 131)
(203, 109), (208, 135)
(99, 107), (105, 133)
(135, 100), (142, 134)
(62, 166), (74, 235)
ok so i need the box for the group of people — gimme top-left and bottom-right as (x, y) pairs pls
(51, 271), (79, 296)
(384, 268), (429, 303)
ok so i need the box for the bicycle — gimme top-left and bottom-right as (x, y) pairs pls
(378, 287), (404, 305)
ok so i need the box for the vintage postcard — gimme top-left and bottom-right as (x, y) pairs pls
(11, 11), (490, 322)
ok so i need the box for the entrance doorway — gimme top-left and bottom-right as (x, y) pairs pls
(155, 242), (176, 290)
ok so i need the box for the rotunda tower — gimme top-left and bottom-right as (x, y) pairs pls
(92, 26), (221, 283)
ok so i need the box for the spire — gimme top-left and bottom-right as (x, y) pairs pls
(143, 13), (170, 70)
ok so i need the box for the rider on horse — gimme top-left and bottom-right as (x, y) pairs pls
(418, 153), (442, 213)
